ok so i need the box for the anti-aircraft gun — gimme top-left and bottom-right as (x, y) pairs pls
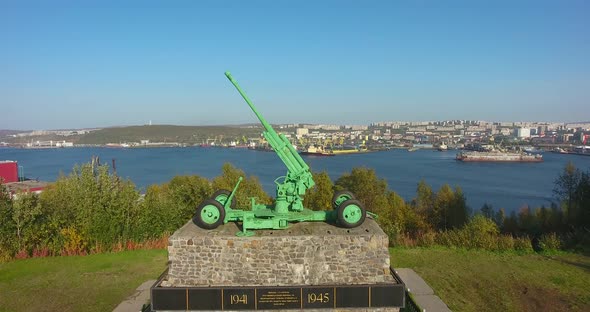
(193, 72), (367, 236)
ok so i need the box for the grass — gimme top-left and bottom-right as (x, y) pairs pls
(391, 247), (590, 312)
(0, 247), (588, 312)
(0, 249), (167, 312)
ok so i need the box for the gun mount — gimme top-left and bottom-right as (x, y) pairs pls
(193, 72), (367, 236)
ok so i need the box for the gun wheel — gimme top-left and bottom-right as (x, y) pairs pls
(337, 199), (366, 228)
(194, 199), (225, 229)
(332, 190), (356, 209)
(211, 189), (237, 208)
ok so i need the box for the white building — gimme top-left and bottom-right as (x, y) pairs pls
(295, 128), (309, 137)
(515, 128), (531, 138)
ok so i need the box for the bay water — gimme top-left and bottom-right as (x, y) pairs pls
(1, 147), (589, 213)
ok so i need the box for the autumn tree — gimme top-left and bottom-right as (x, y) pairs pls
(448, 186), (469, 229)
(166, 175), (212, 220)
(413, 180), (434, 216)
(480, 203), (494, 219)
(212, 163), (272, 209)
(554, 162), (581, 225)
(303, 171), (334, 211)
(432, 184), (454, 230)
(334, 167), (389, 214)
(494, 208), (506, 229)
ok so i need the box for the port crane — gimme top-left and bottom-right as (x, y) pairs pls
(193, 72), (367, 236)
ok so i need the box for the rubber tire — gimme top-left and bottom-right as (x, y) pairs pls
(332, 190), (356, 209)
(337, 199), (366, 228)
(211, 189), (237, 208)
(194, 199), (225, 230)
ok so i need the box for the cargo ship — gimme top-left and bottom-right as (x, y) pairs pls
(299, 145), (335, 156)
(456, 151), (543, 162)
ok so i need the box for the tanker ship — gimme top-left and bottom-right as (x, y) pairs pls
(456, 151), (543, 162)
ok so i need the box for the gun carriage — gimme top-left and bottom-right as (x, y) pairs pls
(193, 72), (368, 236)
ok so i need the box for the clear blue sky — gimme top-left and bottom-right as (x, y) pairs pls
(1, 1), (588, 130)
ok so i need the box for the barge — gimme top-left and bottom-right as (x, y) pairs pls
(456, 151), (543, 162)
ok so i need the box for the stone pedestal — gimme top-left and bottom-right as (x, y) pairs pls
(165, 218), (393, 287)
(151, 219), (403, 311)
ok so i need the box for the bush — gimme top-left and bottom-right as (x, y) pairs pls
(303, 171), (333, 211)
(378, 218), (403, 246)
(334, 167), (389, 213)
(496, 235), (515, 252)
(538, 233), (561, 252)
(212, 163), (271, 209)
(0, 162), (277, 261)
(460, 215), (499, 250)
(514, 236), (533, 252)
(417, 231), (436, 247)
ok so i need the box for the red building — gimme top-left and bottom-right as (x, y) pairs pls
(0, 160), (19, 183)
(1, 160), (48, 195)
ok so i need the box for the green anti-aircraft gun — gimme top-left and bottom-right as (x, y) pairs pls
(193, 72), (367, 236)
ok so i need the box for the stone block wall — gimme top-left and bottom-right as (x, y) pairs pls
(164, 219), (394, 287)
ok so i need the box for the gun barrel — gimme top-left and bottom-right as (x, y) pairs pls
(225, 72), (273, 132)
(225, 72), (312, 185)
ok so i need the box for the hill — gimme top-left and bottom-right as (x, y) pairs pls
(3, 125), (267, 145)
(76, 125), (265, 145)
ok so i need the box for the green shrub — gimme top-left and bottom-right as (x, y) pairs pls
(212, 163), (271, 209)
(458, 215), (499, 250)
(538, 233), (561, 252)
(514, 236), (533, 252)
(378, 218), (403, 246)
(417, 231), (436, 247)
(496, 235), (515, 252)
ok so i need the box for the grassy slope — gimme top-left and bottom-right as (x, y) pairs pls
(391, 247), (590, 312)
(0, 248), (588, 312)
(0, 250), (167, 312)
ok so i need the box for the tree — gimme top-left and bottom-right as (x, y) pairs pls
(481, 203), (494, 220)
(448, 186), (469, 229)
(413, 180), (434, 216)
(574, 171), (590, 229)
(166, 175), (212, 221)
(432, 184), (454, 230)
(303, 171), (333, 211)
(517, 206), (539, 235)
(548, 202), (564, 232)
(11, 192), (42, 251)
(554, 162), (581, 225)
(334, 167), (389, 213)
(212, 163), (272, 209)
(536, 206), (551, 233)
(134, 184), (179, 240)
(494, 208), (506, 229)
(386, 190), (430, 236)
(503, 211), (519, 235)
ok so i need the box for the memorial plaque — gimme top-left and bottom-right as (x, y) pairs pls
(223, 288), (255, 310)
(150, 268), (406, 311)
(256, 288), (301, 310)
(336, 286), (369, 308)
(188, 289), (222, 310)
(302, 287), (334, 309)
(151, 288), (186, 310)
(371, 286), (405, 307)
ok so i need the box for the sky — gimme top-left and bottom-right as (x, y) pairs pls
(0, 1), (589, 130)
